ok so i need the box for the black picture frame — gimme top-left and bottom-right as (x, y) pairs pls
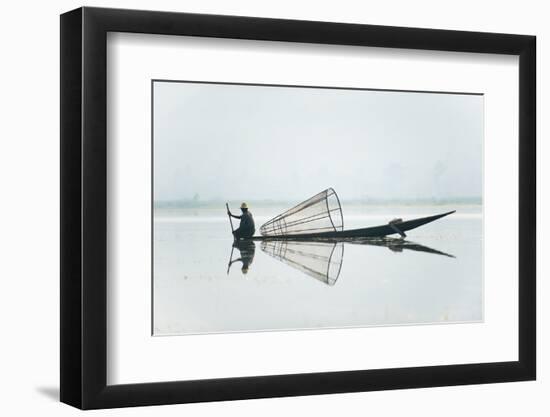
(60, 6), (536, 410)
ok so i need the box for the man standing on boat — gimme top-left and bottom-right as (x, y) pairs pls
(228, 202), (256, 240)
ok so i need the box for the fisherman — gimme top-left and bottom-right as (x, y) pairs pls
(227, 202), (256, 240)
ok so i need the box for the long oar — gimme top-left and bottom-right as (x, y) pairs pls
(226, 203), (235, 235)
(226, 203), (236, 274)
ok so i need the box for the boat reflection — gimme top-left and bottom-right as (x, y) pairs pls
(343, 237), (455, 258)
(261, 240), (345, 286)
(257, 237), (455, 286)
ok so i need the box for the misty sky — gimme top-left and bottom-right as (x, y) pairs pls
(153, 81), (483, 202)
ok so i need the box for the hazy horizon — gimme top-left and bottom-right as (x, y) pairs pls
(153, 195), (482, 209)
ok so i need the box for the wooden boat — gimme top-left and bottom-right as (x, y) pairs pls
(250, 210), (455, 240)
(228, 188), (455, 241)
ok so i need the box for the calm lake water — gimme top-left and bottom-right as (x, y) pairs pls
(153, 205), (482, 336)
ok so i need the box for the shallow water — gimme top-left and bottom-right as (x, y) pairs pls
(153, 205), (482, 336)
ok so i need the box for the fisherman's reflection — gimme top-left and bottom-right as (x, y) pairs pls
(228, 240), (256, 275)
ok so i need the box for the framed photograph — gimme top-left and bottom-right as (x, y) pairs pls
(60, 7), (536, 409)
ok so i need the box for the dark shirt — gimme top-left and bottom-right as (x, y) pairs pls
(239, 211), (255, 235)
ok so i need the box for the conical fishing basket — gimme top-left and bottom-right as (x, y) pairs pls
(260, 188), (344, 236)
